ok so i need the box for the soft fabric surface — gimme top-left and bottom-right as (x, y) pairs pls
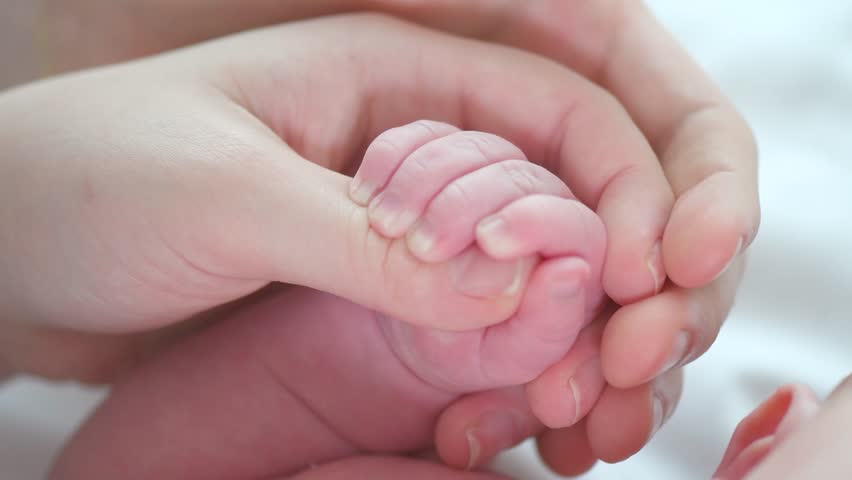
(2, 2), (850, 478)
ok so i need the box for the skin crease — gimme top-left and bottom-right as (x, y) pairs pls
(5, 0), (761, 475)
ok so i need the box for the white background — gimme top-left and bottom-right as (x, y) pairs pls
(2, 1), (851, 478)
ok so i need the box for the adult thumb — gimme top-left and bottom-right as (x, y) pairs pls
(221, 149), (530, 331)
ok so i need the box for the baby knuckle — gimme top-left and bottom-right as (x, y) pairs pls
(408, 119), (450, 137)
(450, 131), (502, 159)
(443, 181), (474, 206)
(405, 148), (434, 175)
(368, 135), (405, 162)
(497, 160), (544, 194)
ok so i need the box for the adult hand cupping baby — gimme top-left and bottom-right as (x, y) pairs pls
(6, 11), (656, 476)
(3, 12), (643, 358)
(11, 0), (759, 476)
(38, 0), (760, 467)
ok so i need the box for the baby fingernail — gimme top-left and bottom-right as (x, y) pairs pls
(465, 410), (520, 470)
(647, 240), (665, 293)
(369, 192), (415, 235)
(407, 220), (436, 257)
(451, 249), (526, 298)
(565, 358), (603, 426)
(713, 236), (744, 281)
(503, 263), (524, 296)
(550, 264), (588, 301)
(349, 177), (375, 205)
(477, 216), (521, 257)
(660, 331), (692, 375)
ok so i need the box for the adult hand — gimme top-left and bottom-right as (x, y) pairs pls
(40, 0), (758, 287)
(4, 18), (661, 477)
(3, 8), (661, 359)
(35, 0), (760, 470)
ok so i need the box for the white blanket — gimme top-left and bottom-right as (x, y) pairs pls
(2, 2), (850, 478)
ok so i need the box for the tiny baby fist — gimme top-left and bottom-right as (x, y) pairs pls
(353, 121), (574, 263)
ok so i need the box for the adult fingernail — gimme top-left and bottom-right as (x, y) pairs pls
(451, 249), (526, 298)
(407, 220), (436, 257)
(368, 191), (416, 236)
(349, 177), (375, 205)
(565, 358), (602, 425)
(713, 236), (744, 281)
(647, 240), (665, 293)
(651, 393), (666, 438)
(465, 430), (481, 470)
(477, 215), (522, 257)
(659, 331), (692, 375)
(651, 372), (680, 438)
(465, 410), (520, 470)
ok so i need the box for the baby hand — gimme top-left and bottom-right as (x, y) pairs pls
(350, 121), (607, 420)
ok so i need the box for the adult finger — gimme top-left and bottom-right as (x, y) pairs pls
(417, 0), (760, 289)
(534, 368), (684, 473)
(536, 422), (598, 478)
(586, 368), (683, 463)
(384, 0), (759, 293)
(312, 0), (757, 293)
(435, 387), (542, 470)
(601, 256), (745, 388)
(584, 2), (759, 288)
(525, 320), (607, 429)
(435, 321), (610, 470)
